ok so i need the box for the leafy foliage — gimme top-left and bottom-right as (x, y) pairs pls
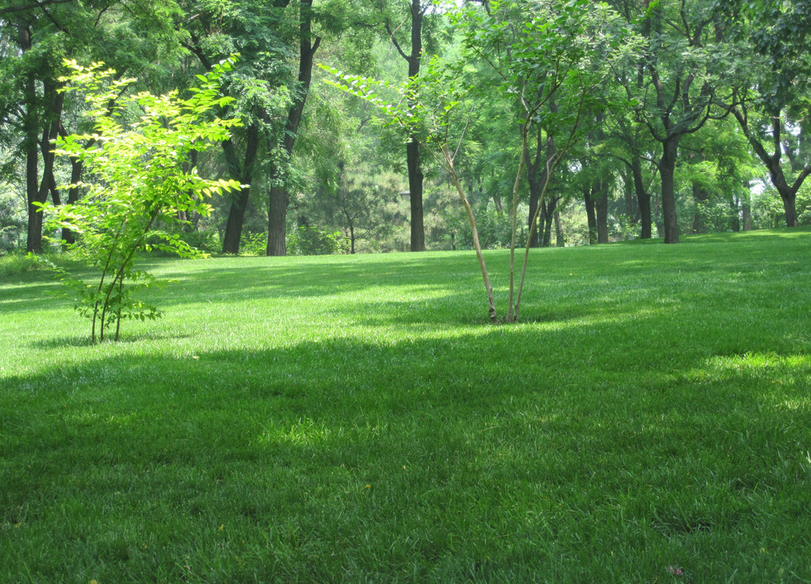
(40, 59), (243, 342)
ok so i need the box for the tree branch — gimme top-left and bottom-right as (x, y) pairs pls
(0, 0), (71, 16)
(384, 21), (410, 63)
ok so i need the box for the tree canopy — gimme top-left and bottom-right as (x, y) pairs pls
(2, 0), (810, 260)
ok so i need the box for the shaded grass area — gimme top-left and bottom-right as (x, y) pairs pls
(2, 229), (811, 582)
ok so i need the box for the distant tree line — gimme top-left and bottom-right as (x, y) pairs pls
(1, 0), (810, 256)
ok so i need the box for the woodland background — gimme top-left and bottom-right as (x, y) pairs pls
(1, 0), (810, 257)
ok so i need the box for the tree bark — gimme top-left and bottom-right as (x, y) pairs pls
(26, 77), (64, 252)
(526, 126), (555, 248)
(444, 147), (496, 322)
(732, 107), (802, 228)
(596, 184), (609, 244)
(741, 181), (753, 231)
(629, 157), (653, 239)
(406, 139), (425, 251)
(729, 195), (740, 232)
(554, 210), (565, 247)
(691, 182), (709, 234)
(61, 156), (83, 245)
(221, 126), (260, 254)
(584, 187), (597, 245)
(266, 185), (289, 255)
(659, 136), (681, 243)
(386, 0), (425, 251)
(19, 24), (43, 253)
(406, 0), (425, 251)
(266, 0), (321, 256)
(623, 167), (637, 233)
(542, 197), (557, 247)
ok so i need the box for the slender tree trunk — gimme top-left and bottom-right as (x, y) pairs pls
(592, 117), (609, 244)
(554, 210), (565, 247)
(630, 157), (653, 239)
(62, 158), (83, 245)
(542, 197), (557, 247)
(733, 107), (803, 228)
(730, 195), (740, 232)
(407, 140), (425, 251)
(741, 181), (753, 231)
(526, 115), (555, 249)
(26, 80), (64, 253)
(267, 0), (321, 256)
(20, 25), (43, 253)
(221, 126), (259, 254)
(779, 194), (798, 227)
(691, 182), (709, 234)
(623, 167), (637, 233)
(444, 147), (496, 322)
(596, 184), (609, 244)
(267, 186), (289, 255)
(659, 136), (681, 243)
(526, 128), (543, 249)
(221, 191), (250, 253)
(407, 0), (425, 251)
(584, 188), (597, 245)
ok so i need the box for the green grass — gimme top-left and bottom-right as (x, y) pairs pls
(2, 229), (811, 583)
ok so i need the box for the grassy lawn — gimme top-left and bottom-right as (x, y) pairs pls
(2, 229), (811, 583)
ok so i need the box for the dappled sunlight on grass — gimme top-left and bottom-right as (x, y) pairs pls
(3, 229), (811, 581)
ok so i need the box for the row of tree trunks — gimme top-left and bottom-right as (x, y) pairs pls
(526, 123), (555, 249)
(25, 74), (64, 252)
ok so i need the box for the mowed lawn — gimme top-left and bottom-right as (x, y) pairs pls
(2, 229), (811, 583)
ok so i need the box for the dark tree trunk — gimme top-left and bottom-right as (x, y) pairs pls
(759, 138), (801, 227)
(26, 78), (64, 253)
(266, 185), (289, 255)
(630, 157), (653, 239)
(659, 137), (681, 243)
(221, 191), (249, 254)
(733, 107), (805, 228)
(623, 167), (637, 231)
(221, 126), (260, 254)
(386, 0), (426, 251)
(542, 197), (557, 247)
(407, 139), (424, 251)
(526, 127), (543, 248)
(527, 178), (541, 248)
(266, 0), (321, 256)
(741, 181), (753, 231)
(25, 124), (41, 252)
(584, 187), (597, 245)
(62, 158), (83, 245)
(691, 182), (709, 234)
(407, 0), (425, 251)
(20, 25), (42, 253)
(779, 194), (798, 227)
(596, 184), (608, 244)
(554, 210), (565, 247)
(526, 107), (556, 248)
(730, 195), (740, 232)
(638, 192), (653, 239)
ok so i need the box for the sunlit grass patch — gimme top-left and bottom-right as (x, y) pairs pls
(2, 228), (811, 582)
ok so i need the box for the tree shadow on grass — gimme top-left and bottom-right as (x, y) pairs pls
(2, 314), (811, 582)
(29, 331), (194, 350)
